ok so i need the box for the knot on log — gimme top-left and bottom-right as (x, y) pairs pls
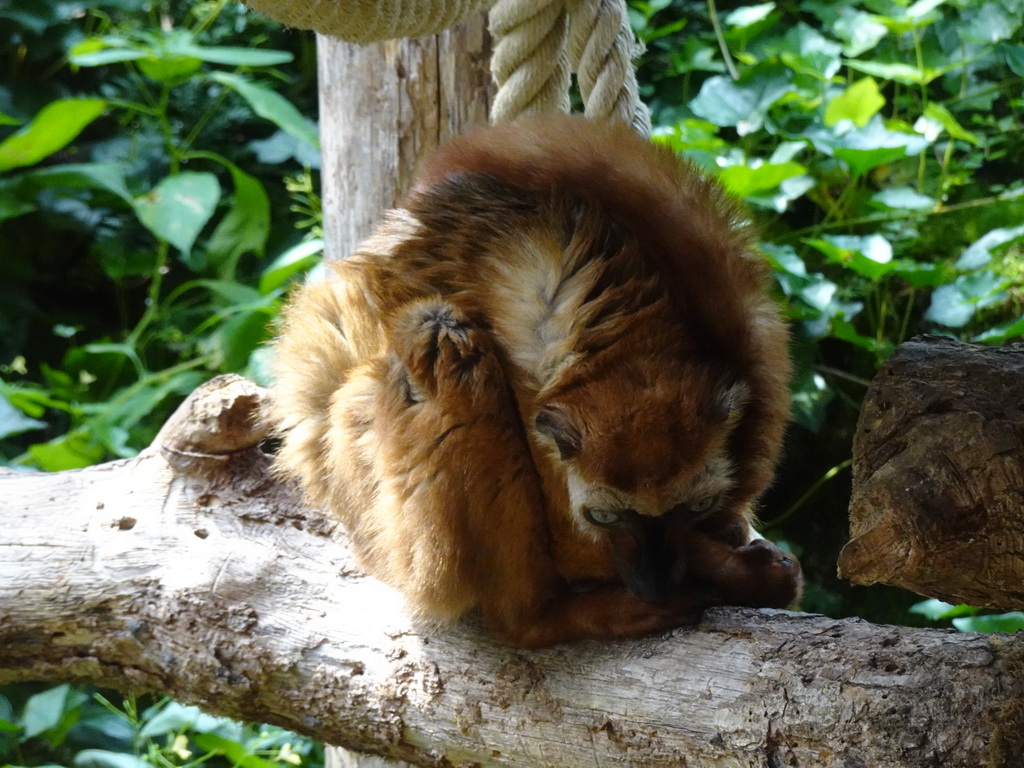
(153, 374), (270, 466)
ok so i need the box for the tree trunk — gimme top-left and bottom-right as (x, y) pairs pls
(317, 16), (492, 264)
(2, 375), (1023, 768)
(838, 336), (1024, 610)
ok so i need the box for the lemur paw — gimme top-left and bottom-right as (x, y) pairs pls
(730, 539), (803, 609)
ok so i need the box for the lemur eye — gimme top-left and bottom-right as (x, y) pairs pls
(688, 495), (718, 514)
(584, 508), (623, 527)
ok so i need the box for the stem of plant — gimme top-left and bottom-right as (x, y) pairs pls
(706, 0), (739, 81)
(126, 240), (171, 352)
(763, 459), (853, 527)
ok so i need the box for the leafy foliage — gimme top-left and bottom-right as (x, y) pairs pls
(0, 686), (322, 768)
(0, 4), (324, 756)
(0, 0), (322, 470)
(632, 0), (1024, 622)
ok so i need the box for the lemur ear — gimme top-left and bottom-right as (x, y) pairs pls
(535, 406), (582, 460)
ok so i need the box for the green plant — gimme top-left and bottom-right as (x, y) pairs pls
(910, 599), (1024, 632)
(0, 685), (322, 768)
(0, 1), (321, 470)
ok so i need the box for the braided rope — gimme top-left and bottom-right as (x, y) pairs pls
(241, 0), (648, 134)
(566, 0), (650, 135)
(488, 0), (648, 134)
(241, 0), (492, 43)
(488, 0), (572, 123)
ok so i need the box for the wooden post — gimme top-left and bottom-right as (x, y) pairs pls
(316, 16), (493, 264)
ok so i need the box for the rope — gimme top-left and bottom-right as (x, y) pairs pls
(241, 0), (492, 43)
(488, 0), (571, 122)
(566, 0), (650, 135)
(488, 0), (648, 135)
(241, 0), (649, 134)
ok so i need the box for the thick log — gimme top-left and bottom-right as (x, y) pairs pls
(2, 375), (1023, 768)
(838, 336), (1024, 610)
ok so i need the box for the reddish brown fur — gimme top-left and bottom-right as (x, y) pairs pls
(266, 115), (799, 647)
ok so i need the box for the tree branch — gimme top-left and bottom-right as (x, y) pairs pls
(2, 375), (1022, 767)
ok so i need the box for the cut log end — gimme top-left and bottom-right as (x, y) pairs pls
(843, 336), (1024, 610)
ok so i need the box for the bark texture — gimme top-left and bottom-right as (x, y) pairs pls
(317, 16), (492, 264)
(2, 375), (1024, 768)
(838, 336), (1024, 610)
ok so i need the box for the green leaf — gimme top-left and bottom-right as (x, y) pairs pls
(778, 23), (842, 80)
(193, 280), (265, 306)
(907, 0), (946, 20)
(960, 2), (1017, 45)
(1002, 43), (1024, 76)
(209, 72), (320, 151)
(0, 111), (21, 126)
(170, 42), (293, 67)
(96, 371), (206, 437)
(203, 160), (271, 279)
(790, 367), (833, 432)
(925, 272), (1010, 328)
(890, 260), (944, 287)
(717, 161), (807, 198)
(953, 612), (1024, 633)
(69, 36), (149, 67)
(193, 733), (280, 768)
(248, 128), (322, 168)
(0, 98), (107, 172)
(832, 315), (893, 356)
(259, 239), (324, 294)
(833, 146), (905, 177)
(844, 58), (943, 86)
(875, 0), (945, 33)
(0, 182), (36, 221)
(74, 750), (151, 768)
(871, 187), (935, 211)
(140, 702), (239, 739)
(724, 3), (775, 27)
(817, 116), (930, 177)
(972, 314), (1024, 344)
(0, 394), (46, 439)
(651, 120), (727, 155)
(909, 599), (977, 621)
(832, 11), (888, 56)
(28, 162), (134, 202)
(796, 276), (837, 312)
(137, 54), (202, 82)
(22, 685), (88, 741)
(955, 225), (1024, 270)
(919, 103), (980, 146)
(761, 243), (807, 277)
(133, 172), (221, 260)
(824, 78), (885, 127)
(806, 234), (894, 279)
(206, 307), (275, 371)
(27, 431), (106, 471)
(690, 67), (791, 136)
